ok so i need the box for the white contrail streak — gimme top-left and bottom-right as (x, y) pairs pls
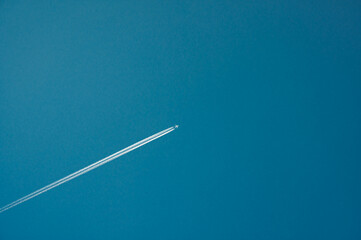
(0, 125), (178, 214)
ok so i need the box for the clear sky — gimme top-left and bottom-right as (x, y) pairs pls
(1, 1), (360, 239)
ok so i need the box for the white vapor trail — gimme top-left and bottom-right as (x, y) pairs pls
(0, 125), (178, 214)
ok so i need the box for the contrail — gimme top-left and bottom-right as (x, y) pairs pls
(0, 125), (178, 214)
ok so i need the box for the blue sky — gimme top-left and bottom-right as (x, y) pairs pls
(1, 1), (361, 239)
